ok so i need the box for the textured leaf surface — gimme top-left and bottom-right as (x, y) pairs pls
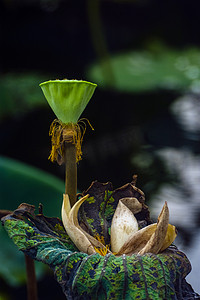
(0, 156), (65, 286)
(1, 212), (195, 299)
(2, 180), (199, 299)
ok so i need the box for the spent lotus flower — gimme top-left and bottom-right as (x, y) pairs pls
(2, 178), (196, 299)
(62, 183), (177, 257)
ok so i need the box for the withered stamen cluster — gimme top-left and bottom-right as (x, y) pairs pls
(49, 119), (91, 164)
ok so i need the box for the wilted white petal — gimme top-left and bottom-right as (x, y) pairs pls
(62, 194), (96, 254)
(139, 201), (169, 255)
(69, 194), (109, 252)
(111, 200), (138, 253)
(117, 202), (177, 256)
(68, 194), (89, 226)
(159, 224), (177, 252)
(117, 223), (157, 256)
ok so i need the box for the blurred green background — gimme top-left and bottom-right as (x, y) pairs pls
(0, 0), (200, 298)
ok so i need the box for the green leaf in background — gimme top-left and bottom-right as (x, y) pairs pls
(0, 226), (44, 287)
(0, 156), (65, 286)
(0, 73), (47, 120)
(87, 45), (200, 93)
(0, 156), (64, 216)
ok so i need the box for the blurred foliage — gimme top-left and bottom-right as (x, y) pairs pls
(0, 156), (64, 287)
(0, 156), (64, 215)
(0, 73), (47, 120)
(88, 45), (200, 93)
(0, 225), (45, 287)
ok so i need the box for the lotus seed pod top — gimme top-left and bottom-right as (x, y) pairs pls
(39, 79), (97, 123)
(39, 79), (97, 164)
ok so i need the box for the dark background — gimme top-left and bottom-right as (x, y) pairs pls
(0, 0), (200, 298)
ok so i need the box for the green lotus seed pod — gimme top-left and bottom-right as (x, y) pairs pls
(40, 79), (97, 123)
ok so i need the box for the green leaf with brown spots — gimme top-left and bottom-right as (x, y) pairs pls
(2, 180), (199, 299)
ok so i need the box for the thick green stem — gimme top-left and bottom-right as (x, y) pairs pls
(25, 255), (38, 300)
(64, 142), (77, 207)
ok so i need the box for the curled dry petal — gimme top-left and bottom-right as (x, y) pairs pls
(139, 201), (169, 255)
(62, 194), (96, 254)
(68, 194), (110, 252)
(111, 199), (139, 253)
(117, 202), (177, 256)
(117, 223), (156, 256)
(160, 223), (177, 252)
(62, 194), (109, 254)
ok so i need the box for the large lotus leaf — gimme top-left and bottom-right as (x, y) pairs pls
(40, 80), (97, 123)
(2, 179), (199, 299)
(0, 156), (64, 286)
(87, 46), (200, 93)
